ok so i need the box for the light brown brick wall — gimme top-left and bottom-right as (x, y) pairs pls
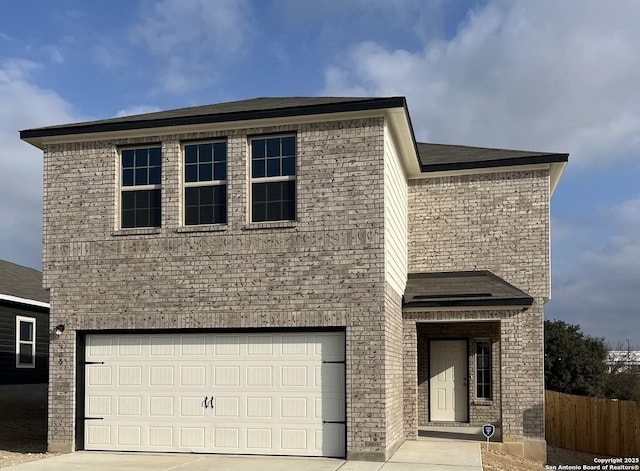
(43, 118), (397, 457)
(408, 170), (550, 299)
(406, 170), (550, 442)
(384, 283), (404, 457)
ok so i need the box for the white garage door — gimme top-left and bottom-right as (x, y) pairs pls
(84, 332), (345, 457)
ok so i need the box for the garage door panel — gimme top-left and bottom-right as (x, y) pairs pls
(149, 366), (174, 386)
(149, 396), (174, 416)
(150, 336), (175, 356)
(181, 336), (206, 355)
(149, 426), (174, 447)
(85, 332), (345, 457)
(118, 336), (143, 356)
(180, 366), (207, 386)
(246, 365), (273, 387)
(86, 424), (111, 447)
(117, 426), (141, 446)
(214, 396), (240, 417)
(87, 365), (111, 386)
(118, 366), (142, 386)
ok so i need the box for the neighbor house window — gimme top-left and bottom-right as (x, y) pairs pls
(16, 316), (35, 368)
(121, 146), (161, 228)
(184, 141), (227, 225)
(250, 135), (296, 222)
(476, 340), (491, 399)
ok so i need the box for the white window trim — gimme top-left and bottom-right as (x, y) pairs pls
(249, 134), (297, 223)
(182, 140), (228, 227)
(475, 338), (492, 400)
(15, 315), (36, 369)
(118, 145), (162, 230)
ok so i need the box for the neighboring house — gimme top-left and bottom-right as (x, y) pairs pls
(0, 260), (49, 386)
(20, 97), (567, 461)
(607, 350), (640, 372)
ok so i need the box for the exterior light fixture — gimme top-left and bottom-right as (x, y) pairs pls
(55, 324), (65, 336)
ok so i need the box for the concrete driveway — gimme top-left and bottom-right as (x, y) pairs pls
(3, 440), (482, 471)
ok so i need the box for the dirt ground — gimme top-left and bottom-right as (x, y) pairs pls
(482, 445), (616, 471)
(0, 414), (616, 470)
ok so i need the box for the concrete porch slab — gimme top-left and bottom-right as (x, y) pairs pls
(387, 440), (483, 469)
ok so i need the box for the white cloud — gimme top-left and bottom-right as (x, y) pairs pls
(131, 0), (254, 94)
(0, 59), (76, 269)
(321, 0), (640, 167)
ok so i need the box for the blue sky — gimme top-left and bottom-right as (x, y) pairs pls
(1, 0), (639, 347)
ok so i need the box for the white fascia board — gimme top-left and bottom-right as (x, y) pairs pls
(384, 108), (421, 177)
(549, 161), (568, 197)
(0, 294), (50, 309)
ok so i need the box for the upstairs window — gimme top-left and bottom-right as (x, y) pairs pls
(251, 135), (296, 222)
(476, 340), (492, 399)
(184, 141), (227, 225)
(121, 146), (161, 228)
(16, 316), (35, 368)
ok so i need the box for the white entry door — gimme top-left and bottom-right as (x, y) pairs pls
(84, 332), (345, 457)
(429, 340), (468, 422)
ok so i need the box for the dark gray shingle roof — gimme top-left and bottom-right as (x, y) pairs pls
(0, 260), (49, 304)
(417, 142), (568, 172)
(20, 95), (568, 173)
(20, 96), (407, 139)
(403, 271), (532, 308)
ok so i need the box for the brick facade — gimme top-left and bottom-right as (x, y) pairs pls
(42, 118), (403, 459)
(405, 170), (550, 460)
(35, 102), (555, 462)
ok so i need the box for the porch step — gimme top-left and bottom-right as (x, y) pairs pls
(418, 425), (502, 442)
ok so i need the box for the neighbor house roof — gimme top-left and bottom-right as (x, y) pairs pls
(0, 260), (49, 308)
(403, 271), (533, 308)
(416, 142), (568, 172)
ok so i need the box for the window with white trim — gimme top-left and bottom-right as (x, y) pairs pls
(16, 316), (35, 368)
(184, 141), (227, 225)
(250, 135), (296, 222)
(476, 340), (491, 399)
(120, 146), (161, 228)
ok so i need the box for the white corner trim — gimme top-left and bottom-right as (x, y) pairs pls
(0, 293), (50, 309)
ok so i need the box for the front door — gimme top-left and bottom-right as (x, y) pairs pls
(429, 340), (468, 422)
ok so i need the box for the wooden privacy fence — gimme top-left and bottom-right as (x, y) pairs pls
(545, 390), (640, 456)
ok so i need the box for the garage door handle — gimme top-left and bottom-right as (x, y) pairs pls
(202, 396), (215, 409)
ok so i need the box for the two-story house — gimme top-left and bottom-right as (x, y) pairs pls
(20, 97), (567, 462)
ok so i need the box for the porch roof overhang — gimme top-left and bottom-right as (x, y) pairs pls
(403, 271), (533, 308)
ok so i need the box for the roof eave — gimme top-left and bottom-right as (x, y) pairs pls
(20, 97), (408, 149)
(402, 297), (533, 308)
(550, 160), (568, 197)
(0, 293), (50, 310)
(419, 153), (569, 173)
(385, 102), (421, 177)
